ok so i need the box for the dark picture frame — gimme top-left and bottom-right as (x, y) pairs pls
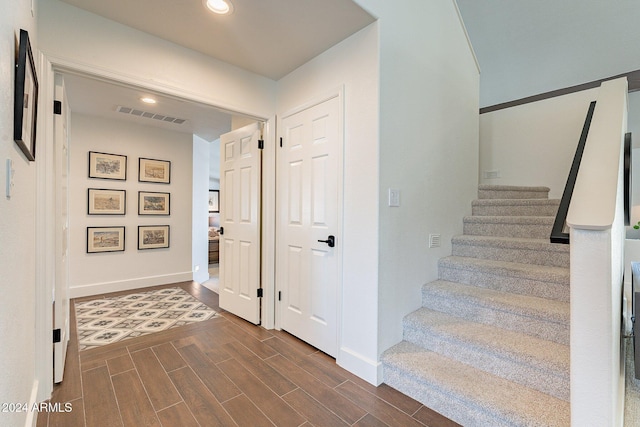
(88, 188), (126, 215)
(138, 225), (170, 250)
(13, 29), (38, 162)
(139, 157), (171, 184)
(89, 151), (127, 180)
(138, 191), (170, 215)
(87, 226), (125, 253)
(208, 190), (219, 213)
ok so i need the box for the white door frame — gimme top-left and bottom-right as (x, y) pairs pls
(274, 88), (345, 351)
(36, 55), (278, 399)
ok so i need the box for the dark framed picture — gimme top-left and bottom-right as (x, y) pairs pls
(138, 191), (170, 215)
(88, 188), (126, 215)
(139, 157), (171, 184)
(87, 226), (125, 253)
(208, 190), (219, 213)
(138, 225), (170, 250)
(89, 151), (127, 180)
(13, 29), (38, 162)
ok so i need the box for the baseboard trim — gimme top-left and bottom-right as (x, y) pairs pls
(337, 346), (382, 386)
(25, 379), (39, 427)
(69, 272), (194, 298)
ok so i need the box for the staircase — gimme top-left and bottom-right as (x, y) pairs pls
(382, 185), (571, 427)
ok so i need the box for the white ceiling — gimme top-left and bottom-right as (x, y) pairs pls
(58, 0), (375, 81)
(57, 0), (375, 141)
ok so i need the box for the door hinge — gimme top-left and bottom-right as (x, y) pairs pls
(53, 100), (62, 115)
(53, 329), (61, 343)
(258, 139), (264, 150)
(219, 227), (224, 235)
(257, 288), (263, 298)
(279, 137), (283, 147)
(278, 291), (281, 301)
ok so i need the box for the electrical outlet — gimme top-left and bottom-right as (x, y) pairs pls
(388, 188), (400, 207)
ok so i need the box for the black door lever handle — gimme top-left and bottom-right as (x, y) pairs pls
(318, 235), (335, 248)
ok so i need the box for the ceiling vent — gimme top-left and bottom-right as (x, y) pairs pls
(116, 106), (186, 125)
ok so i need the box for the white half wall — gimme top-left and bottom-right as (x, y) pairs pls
(0, 2), (40, 425)
(276, 22), (380, 383)
(354, 0), (480, 367)
(479, 88), (599, 198)
(68, 114), (193, 297)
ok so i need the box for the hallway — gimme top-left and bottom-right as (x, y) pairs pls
(37, 282), (458, 427)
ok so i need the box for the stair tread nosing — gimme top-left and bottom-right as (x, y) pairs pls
(440, 255), (569, 284)
(478, 185), (551, 192)
(404, 308), (569, 376)
(472, 198), (560, 207)
(463, 215), (555, 225)
(452, 234), (568, 252)
(383, 341), (570, 427)
(422, 280), (569, 325)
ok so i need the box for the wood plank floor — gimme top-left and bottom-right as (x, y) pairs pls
(36, 281), (460, 427)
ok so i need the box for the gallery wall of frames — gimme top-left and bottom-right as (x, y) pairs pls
(69, 114), (194, 294)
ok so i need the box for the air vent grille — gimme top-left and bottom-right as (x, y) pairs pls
(116, 106), (186, 125)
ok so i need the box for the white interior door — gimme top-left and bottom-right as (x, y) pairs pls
(54, 74), (70, 383)
(219, 122), (262, 324)
(277, 95), (342, 357)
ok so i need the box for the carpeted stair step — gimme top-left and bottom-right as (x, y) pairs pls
(478, 185), (551, 200)
(422, 280), (569, 345)
(463, 216), (555, 239)
(382, 341), (570, 427)
(451, 235), (569, 268)
(403, 308), (569, 400)
(439, 256), (569, 302)
(472, 198), (560, 217)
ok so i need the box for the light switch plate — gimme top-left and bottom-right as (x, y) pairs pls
(6, 159), (14, 199)
(388, 188), (400, 207)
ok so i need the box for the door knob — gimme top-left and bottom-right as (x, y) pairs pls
(318, 235), (335, 248)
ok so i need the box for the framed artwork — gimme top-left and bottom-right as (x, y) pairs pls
(88, 188), (126, 215)
(139, 157), (171, 184)
(138, 225), (170, 250)
(13, 29), (38, 162)
(208, 190), (219, 213)
(89, 151), (127, 180)
(87, 226), (125, 253)
(138, 191), (170, 215)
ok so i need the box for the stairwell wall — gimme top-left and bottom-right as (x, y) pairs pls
(479, 88), (599, 199)
(353, 0), (480, 370)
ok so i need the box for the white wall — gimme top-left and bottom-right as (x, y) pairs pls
(479, 88), (598, 198)
(192, 135), (210, 284)
(277, 22), (381, 383)
(37, 0), (276, 120)
(354, 0), (480, 366)
(0, 2), (40, 426)
(68, 114), (193, 297)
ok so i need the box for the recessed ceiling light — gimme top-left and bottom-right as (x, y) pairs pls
(141, 97), (157, 104)
(204, 0), (233, 15)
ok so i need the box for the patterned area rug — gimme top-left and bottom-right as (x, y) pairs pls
(75, 287), (218, 351)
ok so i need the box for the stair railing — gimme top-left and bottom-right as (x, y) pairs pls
(549, 101), (597, 244)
